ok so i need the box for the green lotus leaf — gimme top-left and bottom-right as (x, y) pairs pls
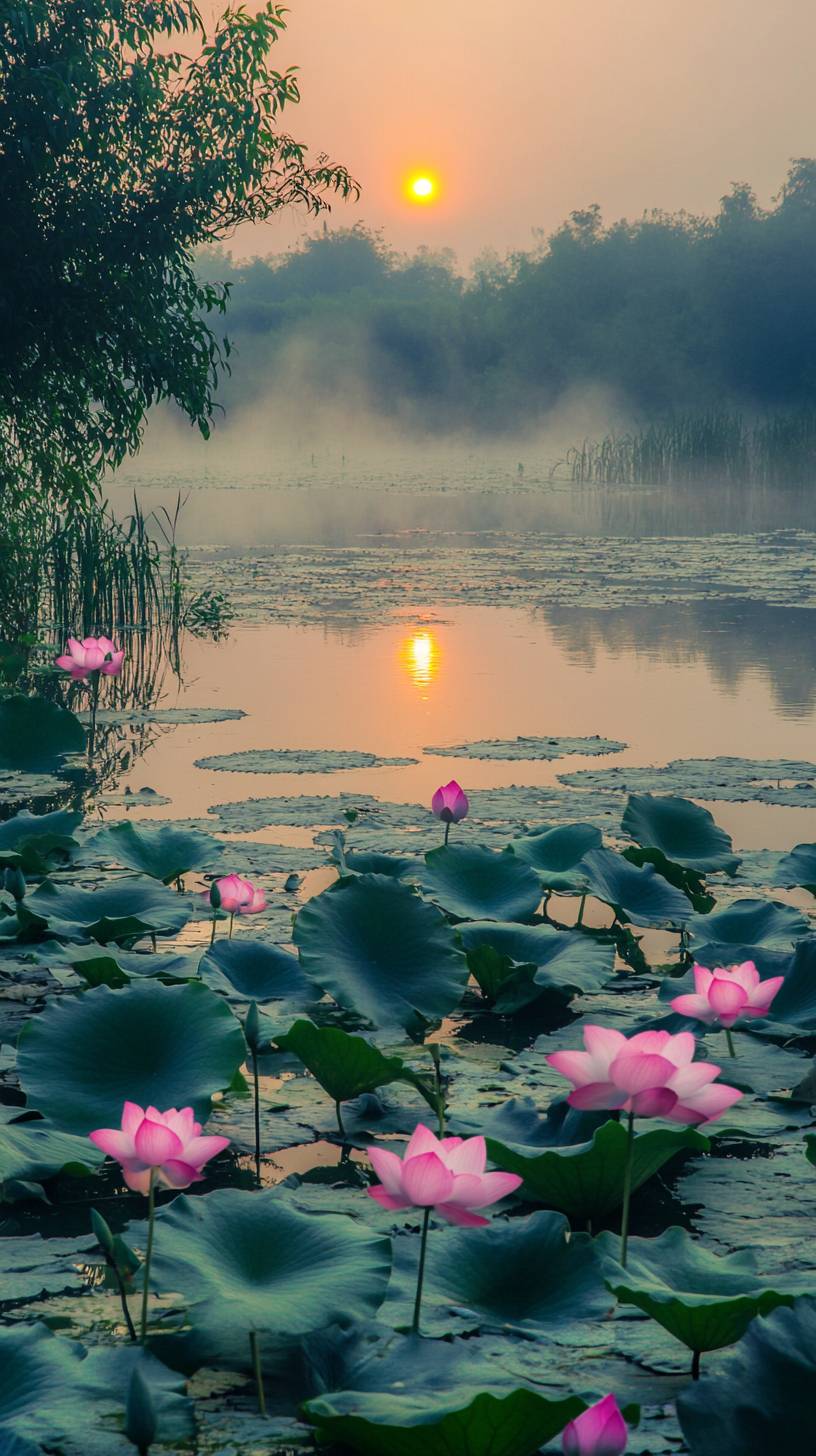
(458, 921), (615, 1010)
(508, 822), (602, 892)
(598, 1225), (803, 1356)
(200, 938), (309, 1002)
(419, 845), (542, 923)
(0, 809), (82, 874)
(450, 1096), (609, 1151)
(487, 1119), (709, 1222)
(149, 1188), (392, 1361)
(383, 1210), (610, 1336)
(274, 1020), (426, 1109)
(301, 1387), (585, 1456)
(63, 945), (202, 988)
(17, 981), (246, 1133)
(687, 898), (809, 950)
(0, 1110), (104, 1199)
(293, 874), (468, 1031)
(85, 820), (223, 883)
(774, 842), (816, 893)
(750, 938), (816, 1030)
(621, 793), (739, 873)
(0, 695), (84, 767)
(677, 1297), (816, 1455)
(620, 845), (715, 913)
(580, 847), (692, 926)
(14, 876), (192, 945)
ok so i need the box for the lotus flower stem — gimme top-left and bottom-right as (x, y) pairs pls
(116, 1268), (137, 1343)
(411, 1206), (431, 1334)
(725, 1028), (737, 1058)
(252, 1049), (262, 1187)
(576, 893), (587, 927)
(428, 1045), (445, 1136)
(88, 672), (99, 761)
(229, 911), (235, 939)
(210, 913), (217, 945)
(691, 1348), (701, 1380)
(249, 1331), (267, 1416)
(335, 1100), (347, 1140)
(444, 820), (450, 846)
(139, 1168), (157, 1344)
(619, 1110), (635, 1269)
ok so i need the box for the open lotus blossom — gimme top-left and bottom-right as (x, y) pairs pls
(89, 1101), (230, 1193)
(562, 1394), (628, 1456)
(367, 1122), (521, 1226)
(546, 1026), (742, 1125)
(431, 780), (469, 824)
(55, 635), (125, 680)
(671, 960), (784, 1029)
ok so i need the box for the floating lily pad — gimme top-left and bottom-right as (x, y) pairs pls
(458, 922), (615, 1010)
(775, 843), (816, 893)
(420, 846), (542, 922)
(0, 809), (82, 874)
(598, 1225), (802, 1355)
(621, 794), (739, 873)
(0, 696), (85, 767)
(200, 938), (308, 1002)
(0, 1232), (97, 1303)
(17, 980), (246, 1133)
(677, 1297), (816, 1455)
(687, 898), (810, 950)
(0, 1110), (104, 1200)
(580, 847), (692, 926)
(301, 1387), (585, 1456)
(423, 735), (626, 761)
(88, 706), (246, 724)
(508, 822), (602, 891)
(293, 875), (468, 1031)
(149, 1187), (392, 1362)
(559, 756), (816, 808)
(196, 748), (417, 773)
(11, 877), (192, 945)
(487, 1119), (709, 1222)
(85, 821), (223, 883)
(384, 1210), (609, 1336)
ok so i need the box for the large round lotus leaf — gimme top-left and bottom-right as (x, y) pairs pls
(419, 846), (542, 922)
(775, 843), (816, 892)
(86, 821), (223, 883)
(384, 1210), (609, 1336)
(150, 1187), (392, 1352)
(293, 874), (468, 1030)
(487, 1119), (709, 1221)
(678, 1297), (816, 1456)
(17, 981), (246, 1134)
(458, 921), (615, 1010)
(597, 1225), (800, 1354)
(0, 809), (82, 874)
(621, 794), (739, 873)
(274, 1021), (422, 1105)
(508, 822), (602, 891)
(450, 1096), (610, 1151)
(0, 1108), (104, 1196)
(0, 696), (84, 767)
(302, 1387), (585, 1456)
(755, 938), (816, 1030)
(200, 938), (309, 1002)
(580, 847), (692, 926)
(19, 877), (192, 944)
(688, 898), (809, 949)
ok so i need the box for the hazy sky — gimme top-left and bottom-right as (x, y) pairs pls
(203, 0), (816, 264)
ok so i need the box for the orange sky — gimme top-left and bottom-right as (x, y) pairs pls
(199, 0), (816, 265)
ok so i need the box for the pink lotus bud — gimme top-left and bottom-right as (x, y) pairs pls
(671, 961), (784, 1029)
(562, 1394), (628, 1455)
(431, 780), (469, 824)
(201, 873), (256, 913)
(546, 1024), (742, 1125)
(367, 1122), (521, 1226)
(89, 1101), (229, 1193)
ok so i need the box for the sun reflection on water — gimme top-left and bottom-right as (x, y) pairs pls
(401, 629), (439, 692)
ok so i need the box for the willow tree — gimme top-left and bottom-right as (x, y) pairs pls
(0, 0), (357, 512)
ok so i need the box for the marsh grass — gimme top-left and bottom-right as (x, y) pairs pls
(563, 409), (816, 487)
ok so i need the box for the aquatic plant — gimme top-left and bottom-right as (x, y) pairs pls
(368, 1123), (522, 1332)
(671, 961), (784, 1051)
(431, 779), (469, 844)
(204, 873), (266, 941)
(55, 635), (125, 682)
(562, 1394), (628, 1455)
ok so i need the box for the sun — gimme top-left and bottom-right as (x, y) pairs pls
(407, 172), (438, 204)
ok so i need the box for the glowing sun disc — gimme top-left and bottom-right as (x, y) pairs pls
(408, 174), (437, 203)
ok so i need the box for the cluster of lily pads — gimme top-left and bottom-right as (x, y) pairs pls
(2, 705), (816, 1454)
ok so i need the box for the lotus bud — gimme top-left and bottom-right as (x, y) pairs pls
(245, 1001), (261, 1054)
(90, 1206), (115, 1259)
(208, 881), (222, 910)
(4, 866), (25, 901)
(124, 1367), (156, 1454)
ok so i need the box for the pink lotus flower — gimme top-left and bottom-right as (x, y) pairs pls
(367, 1122), (522, 1226)
(55, 635), (125, 680)
(89, 1101), (229, 1193)
(203, 874), (255, 913)
(671, 961), (784, 1029)
(431, 780), (469, 824)
(238, 885), (267, 915)
(546, 1026), (742, 1125)
(562, 1394), (628, 1456)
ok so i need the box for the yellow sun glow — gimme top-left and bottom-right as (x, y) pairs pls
(408, 174), (437, 203)
(400, 629), (439, 690)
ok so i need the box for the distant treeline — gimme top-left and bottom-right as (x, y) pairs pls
(199, 161), (816, 432)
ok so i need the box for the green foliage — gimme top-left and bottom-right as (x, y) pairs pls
(0, 1110), (104, 1201)
(621, 793), (739, 873)
(0, 696), (84, 767)
(420, 845), (543, 922)
(580, 846), (693, 927)
(458, 921), (615, 1010)
(274, 1019), (429, 1109)
(87, 820), (223, 884)
(0, 0), (356, 509)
